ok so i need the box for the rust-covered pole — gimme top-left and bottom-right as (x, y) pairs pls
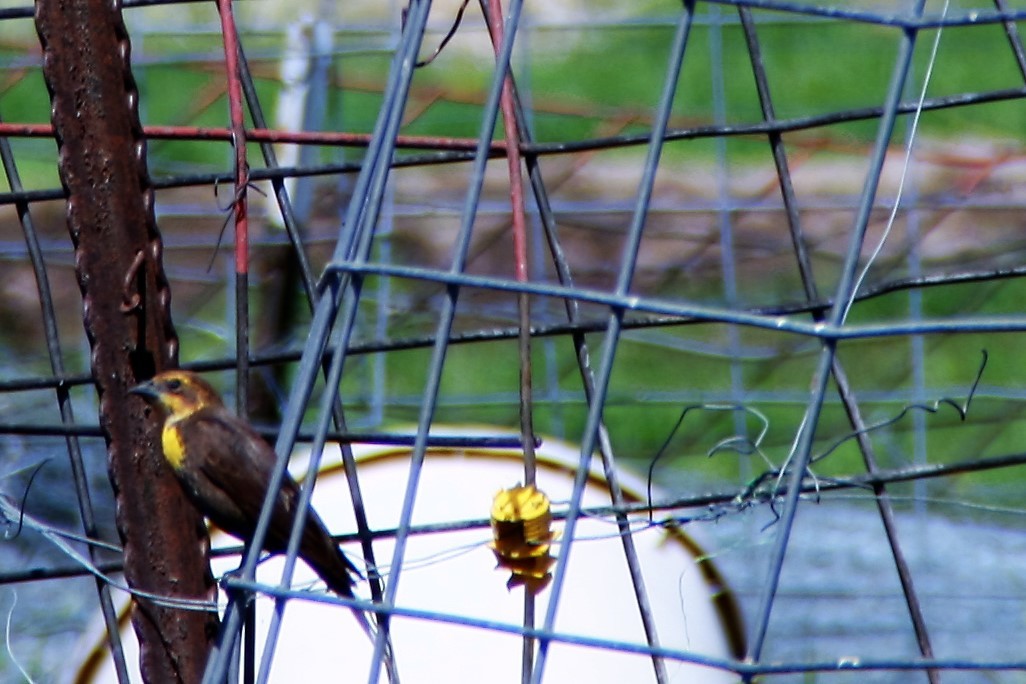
(34, 0), (218, 681)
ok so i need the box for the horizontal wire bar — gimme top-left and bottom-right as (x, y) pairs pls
(8, 446), (1025, 586)
(324, 260), (1026, 340)
(1, 251), (1023, 397)
(0, 422), (529, 448)
(0, 85), (1022, 154)
(0, 85), (1023, 207)
(0, 122), (495, 152)
(699, 0), (1026, 29)
(0, 0), (1023, 30)
(528, 87), (1026, 156)
(219, 576), (1026, 678)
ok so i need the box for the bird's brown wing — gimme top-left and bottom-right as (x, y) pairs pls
(178, 407), (296, 548)
(181, 407), (359, 592)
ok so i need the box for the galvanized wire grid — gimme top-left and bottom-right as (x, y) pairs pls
(5, 0), (1026, 682)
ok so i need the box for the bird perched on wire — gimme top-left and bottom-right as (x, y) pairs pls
(131, 369), (398, 679)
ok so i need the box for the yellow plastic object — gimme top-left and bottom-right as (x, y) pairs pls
(489, 484), (557, 593)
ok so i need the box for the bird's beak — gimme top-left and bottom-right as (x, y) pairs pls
(129, 380), (159, 401)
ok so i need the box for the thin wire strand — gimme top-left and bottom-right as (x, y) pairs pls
(3, 592), (34, 684)
(745, 0), (930, 666)
(845, 0), (951, 322)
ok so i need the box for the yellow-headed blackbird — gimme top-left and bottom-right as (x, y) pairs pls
(130, 369), (359, 598)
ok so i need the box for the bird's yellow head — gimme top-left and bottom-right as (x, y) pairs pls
(130, 370), (224, 420)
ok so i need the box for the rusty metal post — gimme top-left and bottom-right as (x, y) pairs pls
(34, 1), (218, 682)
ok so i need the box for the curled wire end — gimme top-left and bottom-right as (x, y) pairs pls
(206, 175), (257, 273)
(489, 484), (556, 595)
(5, 459), (50, 541)
(412, 0), (471, 68)
(119, 249), (145, 313)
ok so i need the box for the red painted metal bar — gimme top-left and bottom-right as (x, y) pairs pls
(0, 121), (504, 151)
(216, 0), (249, 279)
(483, 0), (536, 482)
(481, 3), (539, 684)
(215, 0), (251, 425)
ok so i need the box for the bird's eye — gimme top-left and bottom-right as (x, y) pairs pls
(166, 378), (182, 391)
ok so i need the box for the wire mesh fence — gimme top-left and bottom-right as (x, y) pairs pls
(3, 0), (1026, 682)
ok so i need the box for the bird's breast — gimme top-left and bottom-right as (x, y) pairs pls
(161, 421), (188, 470)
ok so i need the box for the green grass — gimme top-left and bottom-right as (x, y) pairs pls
(5, 13), (1026, 181)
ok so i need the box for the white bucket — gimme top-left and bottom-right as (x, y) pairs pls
(72, 434), (743, 683)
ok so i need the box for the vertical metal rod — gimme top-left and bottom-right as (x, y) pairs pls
(202, 4), (432, 681)
(236, 44), (319, 302)
(215, 0), (250, 418)
(531, 5), (695, 682)
(708, 6), (749, 452)
(481, 1), (537, 679)
(488, 28), (673, 684)
(737, 9), (937, 679)
(482, 0), (537, 487)
(216, 7), (254, 680)
(993, 0), (1026, 79)
(743, 1), (928, 668)
(252, 6), (441, 657)
(294, 3), (438, 680)
(236, 35), (389, 617)
(36, 1), (218, 680)
(366, 1), (526, 681)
